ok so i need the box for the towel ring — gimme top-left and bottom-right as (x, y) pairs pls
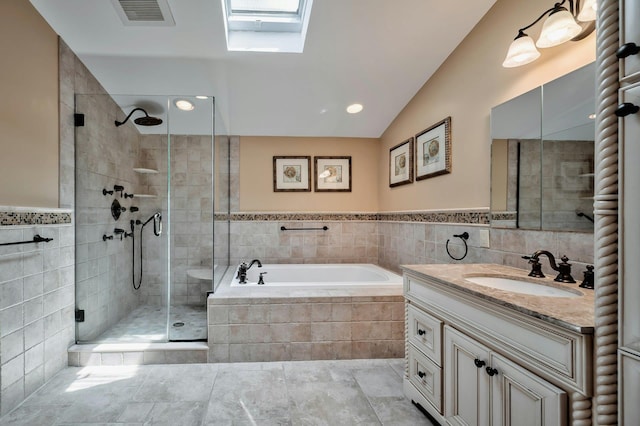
(446, 232), (469, 261)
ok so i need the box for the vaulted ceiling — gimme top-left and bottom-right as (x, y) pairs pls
(30, 0), (496, 137)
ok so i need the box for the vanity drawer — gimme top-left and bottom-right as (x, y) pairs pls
(408, 343), (442, 413)
(407, 303), (442, 365)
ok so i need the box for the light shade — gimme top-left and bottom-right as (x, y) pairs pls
(536, 8), (583, 48)
(577, 0), (597, 22)
(503, 35), (541, 68)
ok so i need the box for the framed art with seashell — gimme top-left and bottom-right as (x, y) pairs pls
(415, 116), (451, 180)
(389, 137), (413, 187)
(273, 156), (311, 192)
(314, 156), (352, 192)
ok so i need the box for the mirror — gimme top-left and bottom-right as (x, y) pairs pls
(490, 62), (595, 232)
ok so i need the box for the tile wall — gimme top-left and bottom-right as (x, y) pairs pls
(0, 222), (74, 416)
(208, 295), (404, 363)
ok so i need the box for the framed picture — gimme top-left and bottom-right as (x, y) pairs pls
(389, 138), (413, 187)
(273, 156), (311, 192)
(415, 117), (452, 180)
(314, 156), (352, 192)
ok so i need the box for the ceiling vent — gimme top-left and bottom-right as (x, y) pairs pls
(112, 0), (175, 26)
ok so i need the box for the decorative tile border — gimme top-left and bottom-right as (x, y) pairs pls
(215, 210), (490, 225)
(0, 211), (72, 226)
(491, 212), (517, 221)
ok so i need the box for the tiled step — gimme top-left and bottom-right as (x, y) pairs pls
(68, 342), (208, 366)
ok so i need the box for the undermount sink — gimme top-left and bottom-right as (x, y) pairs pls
(464, 276), (582, 298)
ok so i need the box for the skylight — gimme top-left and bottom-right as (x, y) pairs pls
(222, 0), (313, 53)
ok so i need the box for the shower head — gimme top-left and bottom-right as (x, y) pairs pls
(115, 108), (163, 127)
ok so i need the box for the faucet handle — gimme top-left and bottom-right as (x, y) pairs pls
(523, 255), (544, 278)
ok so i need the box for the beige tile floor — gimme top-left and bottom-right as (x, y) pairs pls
(0, 358), (434, 426)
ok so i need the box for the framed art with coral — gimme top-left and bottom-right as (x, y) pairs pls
(415, 117), (451, 180)
(273, 156), (311, 192)
(389, 138), (413, 187)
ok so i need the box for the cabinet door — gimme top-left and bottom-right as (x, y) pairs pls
(620, 350), (640, 425)
(621, 0), (640, 79)
(621, 83), (640, 349)
(444, 326), (491, 426)
(490, 353), (567, 426)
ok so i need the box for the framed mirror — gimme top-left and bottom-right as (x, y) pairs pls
(490, 62), (595, 232)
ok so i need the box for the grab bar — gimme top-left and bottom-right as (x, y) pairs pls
(280, 226), (328, 231)
(0, 234), (53, 247)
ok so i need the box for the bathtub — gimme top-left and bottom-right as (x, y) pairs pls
(230, 263), (402, 288)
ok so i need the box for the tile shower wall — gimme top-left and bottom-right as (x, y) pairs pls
(137, 134), (213, 306)
(0, 224), (75, 416)
(74, 92), (142, 341)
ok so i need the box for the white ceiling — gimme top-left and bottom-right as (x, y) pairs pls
(30, 0), (496, 137)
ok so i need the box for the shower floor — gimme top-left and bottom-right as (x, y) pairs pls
(94, 304), (207, 343)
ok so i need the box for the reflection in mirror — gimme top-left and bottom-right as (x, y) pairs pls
(490, 62), (595, 232)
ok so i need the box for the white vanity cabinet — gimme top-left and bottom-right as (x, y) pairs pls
(402, 266), (594, 426)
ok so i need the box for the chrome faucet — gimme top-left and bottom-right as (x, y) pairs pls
(236, 259), (262, 284)
(522, 250), (576, 283)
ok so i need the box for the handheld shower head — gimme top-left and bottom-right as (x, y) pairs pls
(137, 212), (163, 236)
(115, 108), (163, 127)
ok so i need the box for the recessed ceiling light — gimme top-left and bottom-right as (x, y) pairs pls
(346, 103), (363, 114)
(175, 99), (195, 111)
(196, 96), (209, 100)
(320, 108), (328, 114)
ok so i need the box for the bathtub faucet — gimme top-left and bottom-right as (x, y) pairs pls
(247, 259), (262, 270)
(236, 259), (262, 284)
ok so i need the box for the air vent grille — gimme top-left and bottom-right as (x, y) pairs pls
(112, 0), (175, 26)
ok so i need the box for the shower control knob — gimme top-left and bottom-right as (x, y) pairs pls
(102, 235), (113, 241)
(616, 42), (640, 59)
(615, 102), (640, 117)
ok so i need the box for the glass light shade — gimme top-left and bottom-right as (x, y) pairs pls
(503, 35), (541, 68)
(536, 9), (583, 48)
(577, 0), (597, 22)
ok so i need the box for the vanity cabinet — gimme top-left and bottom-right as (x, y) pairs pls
(402, 266), (593, 425)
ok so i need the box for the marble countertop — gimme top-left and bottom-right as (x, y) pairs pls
(401, 263), (595, 334)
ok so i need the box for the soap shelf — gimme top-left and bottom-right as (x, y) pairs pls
(133, 167), (159, 174)
(132, 194), (157, 199)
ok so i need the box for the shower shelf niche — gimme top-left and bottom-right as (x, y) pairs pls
(133, 167), (159, 174)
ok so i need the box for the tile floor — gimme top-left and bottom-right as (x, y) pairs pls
(0, 358), (434, 426)
(91, 304), (207, 343)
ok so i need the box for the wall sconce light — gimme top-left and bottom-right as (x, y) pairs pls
(503, 0), (596, 68)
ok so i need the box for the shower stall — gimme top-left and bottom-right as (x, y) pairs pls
(74, 93), (229, 343)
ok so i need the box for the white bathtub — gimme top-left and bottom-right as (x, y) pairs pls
(230, 263), (402, 288)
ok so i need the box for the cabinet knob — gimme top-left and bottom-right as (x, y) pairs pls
(474, 358), (486, 368)
(486, 366), (498, 377)
(417, 329), (426, 336)
(617, 42), (640, 59)
(615, 102), (640, 117)
(418, 371), (426, 378)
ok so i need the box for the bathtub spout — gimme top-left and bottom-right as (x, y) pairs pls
(247, 259), (262, 270)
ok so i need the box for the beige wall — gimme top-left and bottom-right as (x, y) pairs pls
(239, 136), (379, 212)
(0, 0), (59, 207)
(378, 0), (596, 212)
